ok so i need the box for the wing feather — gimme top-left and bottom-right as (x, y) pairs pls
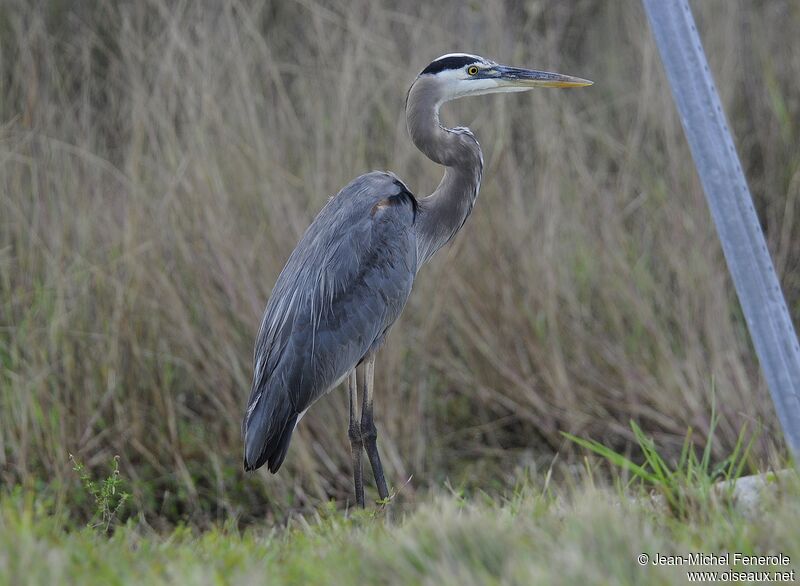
(243, 172), (417, 471)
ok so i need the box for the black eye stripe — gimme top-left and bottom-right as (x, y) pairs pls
(421, 56), (480, 76)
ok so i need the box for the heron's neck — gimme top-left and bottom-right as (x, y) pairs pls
(407, 81), (483, 268)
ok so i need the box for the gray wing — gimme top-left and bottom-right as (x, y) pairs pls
(243, 172), (418, 472)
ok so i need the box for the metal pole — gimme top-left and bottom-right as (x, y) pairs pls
(641, 0), (800, 457)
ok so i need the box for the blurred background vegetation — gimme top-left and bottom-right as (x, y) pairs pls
(1, 0), (798, 527)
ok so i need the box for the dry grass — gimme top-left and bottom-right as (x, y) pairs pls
(1, 0), (799, 524)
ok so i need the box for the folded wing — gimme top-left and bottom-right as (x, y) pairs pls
(243, 172), (418, 472)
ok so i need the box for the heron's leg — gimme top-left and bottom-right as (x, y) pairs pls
(361, 356), (389, 501)
(347, 369), (365, 508)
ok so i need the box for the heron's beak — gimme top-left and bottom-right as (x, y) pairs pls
(487, 65), (593, 89)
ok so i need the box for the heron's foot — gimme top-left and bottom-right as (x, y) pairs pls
(375, 474), (413, 507)
(348, 425), (365, 508)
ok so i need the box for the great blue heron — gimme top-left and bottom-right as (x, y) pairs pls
(243, 53), (592, 507)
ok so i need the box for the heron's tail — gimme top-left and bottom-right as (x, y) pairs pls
(243, 391), (298, 473)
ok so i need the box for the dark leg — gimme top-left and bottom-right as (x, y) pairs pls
(347, 369), (364, 508)
(361, 356), (390, 501)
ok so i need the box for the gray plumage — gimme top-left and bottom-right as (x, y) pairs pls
(242, 53), (591, 504)
(244, 173), (417, 471)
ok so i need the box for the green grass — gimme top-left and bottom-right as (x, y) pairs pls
(2, 471), (798, 586)
(562, 391), (760, 520)
(4, 430), (796, 585)
(69, 454), (130, 533)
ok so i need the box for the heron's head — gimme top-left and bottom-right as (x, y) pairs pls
(414, 53), (592, 103)
(407, 53), (591, 165)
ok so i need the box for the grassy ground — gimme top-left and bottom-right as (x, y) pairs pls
(2, 471), (799, 586)
(4, 418), (794, 584)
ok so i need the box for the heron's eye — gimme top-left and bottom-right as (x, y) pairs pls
(467, 66), (479, 76)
